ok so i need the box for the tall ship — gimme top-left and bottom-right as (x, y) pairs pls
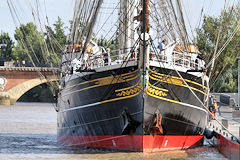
(57, 0), (209, 152)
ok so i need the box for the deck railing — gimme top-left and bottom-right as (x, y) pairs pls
(93, 51), (200, 70)
(61, 51), (203, 75)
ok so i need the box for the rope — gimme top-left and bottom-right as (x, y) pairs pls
(171, 64), (240, 142)
(94, 2), (120, 38)
(7, 0), (60, 111)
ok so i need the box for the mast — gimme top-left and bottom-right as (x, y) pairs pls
(140, 0), (149, 137)
(119, 0), (131, 57)
(175, 0), (188, 46)
(139, 0), (150, 88)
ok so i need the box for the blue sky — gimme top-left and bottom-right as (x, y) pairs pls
(0, 0), (238, 41)
(0, 0), (73, 39)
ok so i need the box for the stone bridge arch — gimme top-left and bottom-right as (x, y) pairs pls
(7, 76), (59, 104)
(0, 67), (60, 105)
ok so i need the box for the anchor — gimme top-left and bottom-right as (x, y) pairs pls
(150, 109), (163, 135)
(121, 109), (140, 135)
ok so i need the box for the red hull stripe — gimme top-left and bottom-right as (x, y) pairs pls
(58, 135), (203, 152)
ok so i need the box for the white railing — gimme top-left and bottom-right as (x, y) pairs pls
(61, 51), (203, 76)
(150, 51), (200, 70)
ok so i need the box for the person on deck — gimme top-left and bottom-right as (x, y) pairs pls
(158, 39), (167, 61)
(103, 48), (111, 66)
(158, 39), (167, 52)
(195, 52), (206, 70)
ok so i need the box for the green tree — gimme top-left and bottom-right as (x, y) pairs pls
(45, 17), (67, 64)
(0, 32), (14, 61)
(54, 17), (67, 49)
(196, 7), (240, 92)
(14, 22), (47, 64)
(45, 26), (60, 64)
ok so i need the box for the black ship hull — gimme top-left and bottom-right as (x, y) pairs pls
(57, 64), (208, 151)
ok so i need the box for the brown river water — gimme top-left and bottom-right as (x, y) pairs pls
(0, 103), (227, 160)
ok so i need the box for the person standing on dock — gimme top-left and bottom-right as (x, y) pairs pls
(212, 99), (218, 119)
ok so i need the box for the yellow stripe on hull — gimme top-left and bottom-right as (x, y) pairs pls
(149, 68), (208, 90)
(62, 74), (140, 97)
(148, 74), (207, 96)
(101, 89), (141, 104)
(64, 69), (139, 91)
(146, 91), (181, 104)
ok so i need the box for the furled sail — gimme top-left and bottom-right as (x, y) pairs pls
(70, 0), (103, 55)
(150, 0), (189, 46)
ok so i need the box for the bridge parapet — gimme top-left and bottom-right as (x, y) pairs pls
(0, 67), (60, 72)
